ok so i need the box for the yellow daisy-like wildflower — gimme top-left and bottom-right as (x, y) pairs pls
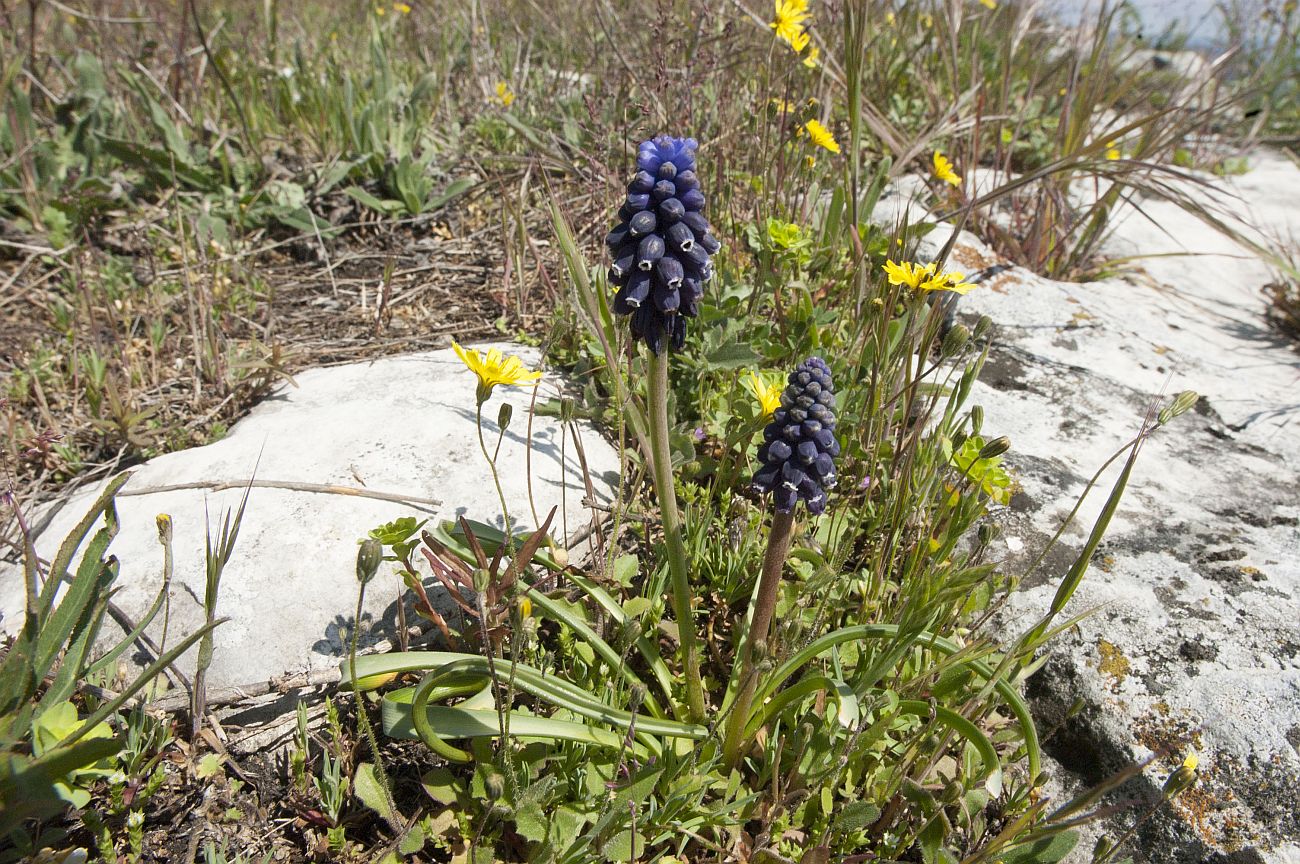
(743, 371), (784, 417)
(883, 260), (980, 295)
(1183, 751), (1199, 772)
(932, 150), (961, 186)
(789, 28), (810, 52)
(804, 119), (840, 154)
(1106, 148), (1121, 160)
(882, 259), (937, 289)
(803, 45), (820, 67)
(770, 97), (796, 113)
(453, 341), (542, 404)
(920, 269), (978, 295)
(495, 81), (516, 107)
(979, 0), (997, 8)
(393, 2), (412, 12)
(771, 0), (811, 47)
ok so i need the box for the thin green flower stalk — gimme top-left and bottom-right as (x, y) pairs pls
(646, 350), (707, 723)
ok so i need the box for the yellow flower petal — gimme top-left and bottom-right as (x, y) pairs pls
(804, 119), (840, 154)
(933, 150), (962, 186)
(771, 0), (811, 46)
(743, 371), (784, 417)
(453, 341), (542, 402)
(920, 269), (979, 295)
(882, 259), (936, 289)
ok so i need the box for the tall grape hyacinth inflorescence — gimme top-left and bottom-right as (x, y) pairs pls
(607, 136), (721, 353)
(754, 357), (841, 515)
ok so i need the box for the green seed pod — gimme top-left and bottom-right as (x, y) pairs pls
(356, 539), (382, 584)
(973, 314), (993, 341)
(497, 402), (513, 431)
(970, 405), (984, 436)
(978, 436), (1011, 460)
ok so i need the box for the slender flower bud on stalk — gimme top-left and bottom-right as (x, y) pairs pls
(941, 323), (971, 357)
(356, 539), (383, 585)
(978, 436), (1011, 460)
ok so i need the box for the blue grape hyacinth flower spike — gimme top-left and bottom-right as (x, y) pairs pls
(753, 357), (841, 515)
(607, 135), (721, 354)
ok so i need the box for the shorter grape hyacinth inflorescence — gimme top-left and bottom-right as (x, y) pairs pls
(607, 136), (722, 353)
(754, 357), (841, 514)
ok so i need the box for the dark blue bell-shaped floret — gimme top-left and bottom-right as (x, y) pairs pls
(607, 135), (722, 354)
(752, 357), (840, 515)
(681, 212), (709, 236)
(637, 234), (666, 269)
(629, 171), (655, 194)
(655, 255), (684, 287)
(610, 243), (636, 278)
(606, 224), (630, 249)
(679, 243), (710, 271)
(629, 210), (657, 237)
(666, 222), (695, 251)
(658, 198), (685, 223)
(680, 188), (705, 211)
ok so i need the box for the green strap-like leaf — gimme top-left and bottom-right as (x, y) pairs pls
(897, 700), (1003, 795)
(754, 624), (1039, 781)
(745, 675), (860, 738)
(562, 571), (676, 712)
(381, 688), (652, 757)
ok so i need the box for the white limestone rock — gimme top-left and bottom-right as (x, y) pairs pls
(0, 344), (620, 694)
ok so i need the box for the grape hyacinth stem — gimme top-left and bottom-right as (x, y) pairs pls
(646, 349), (706, 723)
(722, 508), (795, 768)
